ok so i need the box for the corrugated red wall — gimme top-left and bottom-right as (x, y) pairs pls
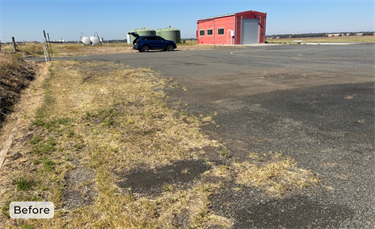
(234, 10), (267, 44)
(197, 15), (235, 44)
(197, 10), (266, 45)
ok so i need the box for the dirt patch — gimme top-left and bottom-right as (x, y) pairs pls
(63, 167), (97, 210)
(117, 160), (212, 194)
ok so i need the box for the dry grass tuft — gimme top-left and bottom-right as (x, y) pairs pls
(207, 152), (320, 195)
(234, 152), (320, 194)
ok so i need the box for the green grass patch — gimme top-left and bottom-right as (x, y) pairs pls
(14, 177), (32, 191)
(29, 137), (56, 154)
(1, 201), (11, 218)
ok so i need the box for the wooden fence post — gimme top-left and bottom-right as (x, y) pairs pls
(43, 30), (51, 61)
(11, 37), (17, 52)
(47, 33), (53, 57)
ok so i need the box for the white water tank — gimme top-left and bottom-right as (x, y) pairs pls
(90, 36), (100, 45)
(127, 33), (131, 44)
(82, 36), (91, 45)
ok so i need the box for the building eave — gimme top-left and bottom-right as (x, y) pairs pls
(197, 13), (235, 21)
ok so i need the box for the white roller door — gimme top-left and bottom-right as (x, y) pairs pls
(241, 19), (259, 44)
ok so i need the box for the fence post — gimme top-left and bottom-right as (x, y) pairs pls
(47, 33), (53, 57)
(0, 40), (1, 52)
(43, 30), (51, 61)
(11, 37), (17, 52)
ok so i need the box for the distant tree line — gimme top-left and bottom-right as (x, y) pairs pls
(267, 31), (374, 39)
(275, 33), (328, 38)
(362, 32), (374, 36)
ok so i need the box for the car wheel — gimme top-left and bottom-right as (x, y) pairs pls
(167, 45), (174, 51)
(141, 45), (150, 52)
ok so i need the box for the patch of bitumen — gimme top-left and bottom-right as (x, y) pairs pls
(210, 188), (355, 228)
(165, 82), (374, 227)
(188, 83), (375, 228)
(116, 160), (213, 194)
(63, 167), (97, 210)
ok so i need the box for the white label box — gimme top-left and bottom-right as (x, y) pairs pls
(10, 202), (54, 219)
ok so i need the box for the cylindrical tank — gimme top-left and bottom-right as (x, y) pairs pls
(156, 28), (163, 36)
(160, 26), (181, 43)
(81, 36), (91, 45)
(128, 27), (156, 44)
(127, 33), (131, 44)
(90, 36), (100, 45)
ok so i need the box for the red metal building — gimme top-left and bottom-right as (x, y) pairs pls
(197, 10), (267, 45)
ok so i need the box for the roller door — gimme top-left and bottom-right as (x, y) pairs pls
(241, 19), (259, 44)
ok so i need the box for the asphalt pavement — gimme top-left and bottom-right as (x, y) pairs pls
(29, 44), (375, 228)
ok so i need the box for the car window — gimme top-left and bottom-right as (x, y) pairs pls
(156, 37), (164, 41)
(143, 37), (156, 41)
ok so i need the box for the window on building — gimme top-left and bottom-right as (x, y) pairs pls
(199, 30), (205, 36)
(218, 28), (224, 35)
(207, 29), (213, 36)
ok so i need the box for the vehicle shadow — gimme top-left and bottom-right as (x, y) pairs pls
(138, 50), (182, 53)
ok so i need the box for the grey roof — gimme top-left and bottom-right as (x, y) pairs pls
(197, 13), (235, 21)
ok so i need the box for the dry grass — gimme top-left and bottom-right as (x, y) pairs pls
(1, 43), (135, 57)
(206, 152), (320, 195)
(0, 52), (23, 73)
(1, 41), (229, 57)
(0, 60), (319, 228)
(267, 35), (375, 43)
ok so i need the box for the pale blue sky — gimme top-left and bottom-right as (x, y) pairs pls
(0, 0), (374, 42)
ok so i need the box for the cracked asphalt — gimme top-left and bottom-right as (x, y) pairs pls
(30, 44), (375, 227)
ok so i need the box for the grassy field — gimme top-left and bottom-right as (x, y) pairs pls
(1, 42), (135, 57)
(267, 35), (375, 44)
(0, 40), (223, 58)
(0, 57), (319, 228)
